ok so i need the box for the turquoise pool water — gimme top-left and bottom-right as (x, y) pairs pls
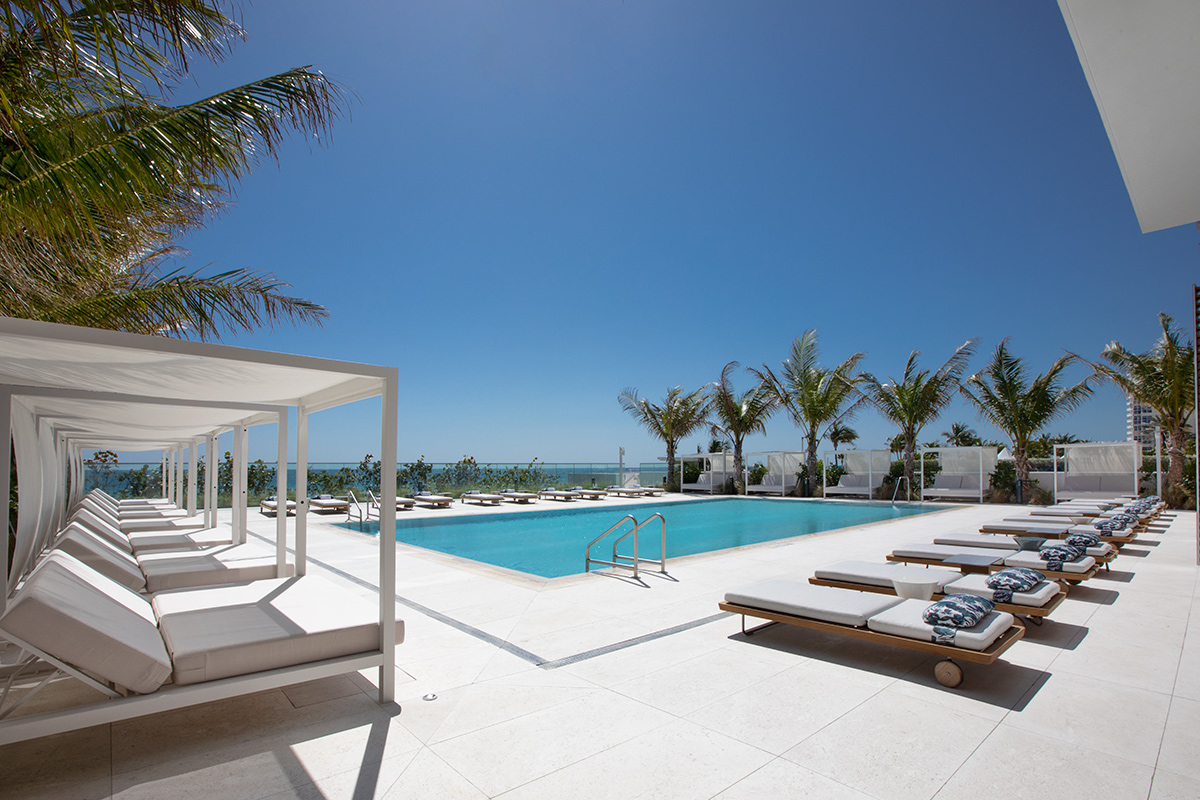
(349, 497), (936, 579)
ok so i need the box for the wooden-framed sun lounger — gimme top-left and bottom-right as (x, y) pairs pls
(934, 533), (1116, 564)
(538, 488), (580, 501)
(459, 490), (505, 506)
(720, 581), (1024, 687)
(633, 486), (665, 497)
(258, 497), (297, 517)
(569, 487), (608, 500)
(308, 494), (351, 514)
(808, 560), (1067, 620)
(605, 486), (644, 498)
(497, 490), (538, 503)
(412, 491), (454, 508)
(888, 543), (1100, 584)
(367, 490), (415, 512)
(982, 518), (1134, 545)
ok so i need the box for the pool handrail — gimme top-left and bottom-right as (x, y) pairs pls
(612, 513), (667, 575)
(585, 515), (639, 577)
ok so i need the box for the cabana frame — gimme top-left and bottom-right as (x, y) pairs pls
(1052, 441), (1141, 502)
(0, 316), (399, 744)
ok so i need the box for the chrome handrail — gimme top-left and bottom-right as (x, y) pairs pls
(346, 489), (366, 530)
(585, 515), (638, 576)
(612, 513), (667, 574)
(892, 475), (910, 503)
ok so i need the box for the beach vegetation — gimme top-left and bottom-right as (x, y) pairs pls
(860, 340), (976, 499)
(960, 341), (1092, 503)
(752, 329), (865, 497)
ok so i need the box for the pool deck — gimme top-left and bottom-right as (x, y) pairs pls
(2, 498), (1197, 799)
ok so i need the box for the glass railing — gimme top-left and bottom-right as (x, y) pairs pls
(81, 461), (639, 504)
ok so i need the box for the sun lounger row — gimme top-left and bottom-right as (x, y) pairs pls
(718, 498), (1170, 685)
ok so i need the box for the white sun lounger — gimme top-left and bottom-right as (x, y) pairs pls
(809, 560), (1066, 619)
(934, 533), (1114, 561)
(888, 542), (1099, 583)
(538, 488), (580, 501)
(258, 496), (297, 517)
(720, 581), (1022, 687)
(412, 491), (454, 508)
(498, 490), (538, 503)
(979, 519), (1072, 536)
(0, 552), (403, 745)
(569, 487), (608, 500)
(605, 486), (644, 498)
(459, 490), (505, 506)
(309, 494), (351, 513)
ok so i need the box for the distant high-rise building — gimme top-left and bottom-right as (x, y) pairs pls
(1126, 396), (1159, 447)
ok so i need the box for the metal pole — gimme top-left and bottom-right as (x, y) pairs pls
(1, 388), (11, 615)
(275, 410), (287, 576)
(618, 446), (624, 489)
(296, 408), (308, 577)
(237, 425), (248, 545)
(187, 442), (198, 517)
(1192, 283), (1199, 566)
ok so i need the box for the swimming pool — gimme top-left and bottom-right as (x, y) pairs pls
(360, 498), (936, 579)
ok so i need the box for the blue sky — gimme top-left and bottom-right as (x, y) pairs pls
(157, 1), (1197, 465)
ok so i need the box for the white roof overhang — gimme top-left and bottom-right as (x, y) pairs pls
(1058, 0), (1200, 233)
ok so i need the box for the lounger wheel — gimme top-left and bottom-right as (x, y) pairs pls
(934, 659), (963, 688)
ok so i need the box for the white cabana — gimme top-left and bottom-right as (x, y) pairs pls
(744, 451), (801, 496)
(675, 452), (736, 494)
(823, 449), (891, 498)
(0, 316), (400, 745)
(919, 447), (998, 504)
(1053, 441), (1142, 502)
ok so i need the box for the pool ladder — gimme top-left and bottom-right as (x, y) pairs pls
(585, 513), (668, 579)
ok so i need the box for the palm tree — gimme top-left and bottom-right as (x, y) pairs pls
(859, 340), (977, 497)
(827, 421), (858, 452)
(709, 362), (777, 494)
(960, 341), (1092, 502)
(618, 386), (712, 490)
(752, 329), (866, 496)
(1089, 313), (1194, 487)
(1, 1), (345, 339)
(941, 422), (981, 447)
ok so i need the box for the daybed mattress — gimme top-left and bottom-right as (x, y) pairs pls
(153, 576), (404, 686)
(813, 560), (961, 591)
(1002, 551), (1097, 574)
(982, 520), (1071, 535)
(69, 509), (133, 552)
(137, 542), (293, 592)
(126, 530), (234, 553)
(891, 543), (1013, 561)
(943, 573), (1060, 607)
(866, 599), (1014, 651)
(120, 518), (206, 534)
(724, 581), (902, 627)
(53, 524), (146, 591)
(0, 552), (171, 693)
(934, 534), (1018, 551)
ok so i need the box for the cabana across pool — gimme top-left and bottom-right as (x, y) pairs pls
(358, 498), (940, 578)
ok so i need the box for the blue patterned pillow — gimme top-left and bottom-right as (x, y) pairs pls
(1039, 543), (1084, 570)
(986, 567), (1044, 592)
(921, 594), (995, 628)
(1065, 531), (1100, 548)
(1093, 519), (1125, 532)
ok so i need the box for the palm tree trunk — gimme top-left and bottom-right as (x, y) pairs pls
(805, 435), (819, 498)
(731, 439), (744, 495)
(903, 432), (916, 500)
(1013, 445), (1031, 504)
(1167, 428), (1186, 487)
(665, 440), (676, 490)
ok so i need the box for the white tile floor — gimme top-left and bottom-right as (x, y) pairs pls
(0, 498), (1194, 799)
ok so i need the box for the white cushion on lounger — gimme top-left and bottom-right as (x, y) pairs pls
(724, 581), (903, 627)
(0, 552), (171, 694)
(813, 560), (961, 591)
(983, 520), (1071, 535)
(892, 543), (1013, 561)
(866, 598), (1014, 651)
(53, 524), (146, 591)
(154, 576), (403, 686)
(126, 530), (234, 553)
(68, 508), (132, 552)
(137, 542), (292, 592)
(943, 573), (1060, 607)
(1002, 551), (1097, 573)
(933, 534), (1018, 551)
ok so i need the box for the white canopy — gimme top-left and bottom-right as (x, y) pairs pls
(840, 450), (892, 475)
(0, 316), (401, 718)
